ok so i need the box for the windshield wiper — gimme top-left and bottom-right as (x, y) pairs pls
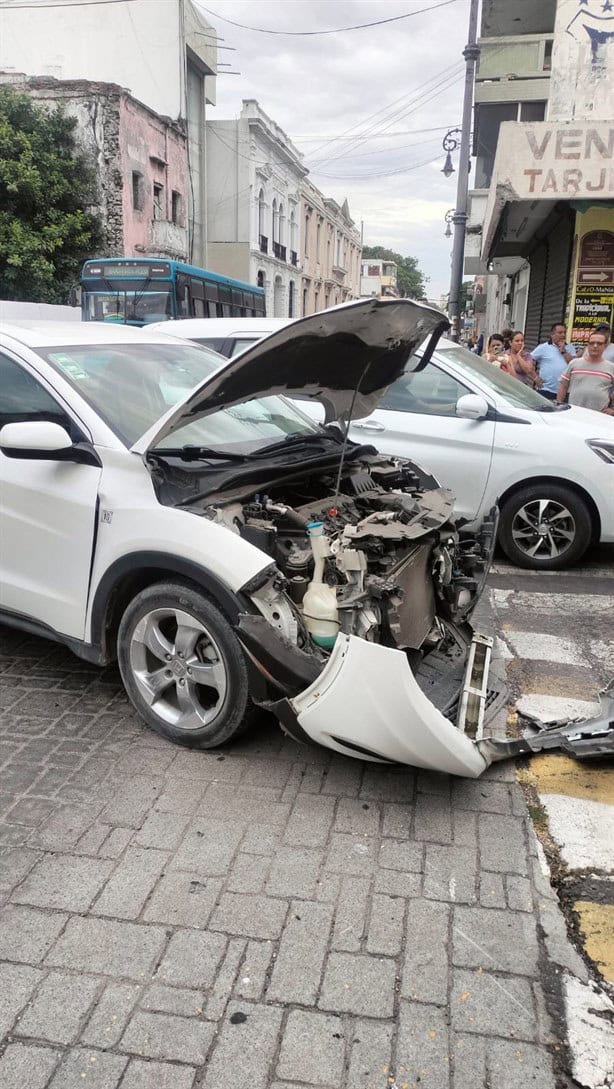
(252, 431), (343, 459)
(149, 445), (248, 463)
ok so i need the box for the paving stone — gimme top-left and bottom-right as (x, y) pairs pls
(210, 893), (288, 939)
(155, 929), (226, 989)
(424, 844), (477, 904)
(417, 769), (451, 796)
(453, 809), (478, 849)
(276, 1009), (344, 1086)
(451, 968), (536, 1040)
(332, 876), (370, 952)
(381, 802), (412, 838)
(452, 779), (513, 813)
(401, 900), (449, 1005)
(396, 1000), (450, 1089)
(366, 893), (405, 955)
(100, 777), (162, 828)
(316, 872), (341, 903)
(6, 796), (56, 827)
(97, 826), (133, 859)
(480, 871), (506, 908)
(142, 872), (223, 928)
(325, 833), (376, 875)
(74, 821), (112, 855)
(198, 782), (291, 826)
(241, 824), (282, 855)
(378, 838), (423, 872)
(0, 962), (44, 1036)
(265, 846), (322, 898)
(334, 798), (381, 836)
(0, 1042), (60, 1089)
(487, 1038), (556, 1086)
(0, 822), (31, 846)
(478, 813), (528, 875)
(506, 875), (533, 912)
(81, 981), (141, 1048)
(234, 940), (274, 1001)
(0, 846), (41, 891)
(319, 951), (396, 1018)
(360, 767), (415, 802)
(0, 903), (67, 963)
(374, 868), (422, 898)
(120, 1059), (196, 1089)
(346, 1018), (394, 1089)
(30, 806), (97, 851)
(283, 794), (336, 847)
(170, 817), (243, 873)
(154, 778), (208, 814)
(268, 900), (333, 1004)
(92, 847), (168, 919)
(117, 746), (176, 778)
(12, 852), (113, 912)
(204, 937), (246, 1020)
(241, 758), (293, 790)
(48, 1048), (128, 1088)
(121, 1011), (214, 1064)
(227, 852), (271, 894)
(452, 906), (540, 976)
(414, 791), (452, 843)
(201, 1001), (283, 1089)
(133, 811), (190, 850)
(451, 1032), (487, 1089)
(141, 984), (203, 1017)
(45, 917), (168, 980)
(16, 970), (100, 1044)
(319, 760), (362, 797)
(169, 750), (247, 780)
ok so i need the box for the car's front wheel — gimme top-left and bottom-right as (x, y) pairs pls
(117, 581), (256, 747)
(499, 484), (593, 569)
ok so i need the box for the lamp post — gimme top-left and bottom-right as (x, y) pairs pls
(443, 0), (480, 342)
(441, 129), (462, 179)
(444, 209), (455, 239)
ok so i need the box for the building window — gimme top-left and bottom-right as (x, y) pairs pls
(257, 269), (265, 289)
(327, 238), (331, 273)
(272, 198), (278, 244)
(279, 203), (285, 245)
(288, 280), (295, 318)
(290, 209), (296, 252)
(474, 102), (517, 189)
(302, 286), (308, 314)
(132, 171), (145, 211)
(153, 182), (164, 220)
(304, 213), (309, 256)
(316, 221), (321, 262)
(258, 189), (266, 236)
(171, 191), (183, 225)
(314, 290), (319, 312)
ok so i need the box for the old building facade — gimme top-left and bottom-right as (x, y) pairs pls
(300, 181), (361, 315)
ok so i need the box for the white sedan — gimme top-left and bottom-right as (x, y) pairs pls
(346, 340), (614, 569)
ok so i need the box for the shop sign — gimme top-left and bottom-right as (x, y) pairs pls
(571, 285), (614, 348)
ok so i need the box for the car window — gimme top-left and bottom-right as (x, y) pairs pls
(194, 337), (228, 354)
(230, 338), (260, 356)
(437, 345), (555, 411)
(0, 352), (74, 433)
(379, 359), (469, 416)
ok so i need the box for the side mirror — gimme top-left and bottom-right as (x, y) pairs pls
(68, 284), (82, 308)
(456, 393), (489, 420)
(0, 421), (74, 458)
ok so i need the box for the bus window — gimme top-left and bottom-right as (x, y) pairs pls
(193, 298), (205, 317)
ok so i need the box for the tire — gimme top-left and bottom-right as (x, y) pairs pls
(117, 581), (257, 748)
(499, 483), (593, 570)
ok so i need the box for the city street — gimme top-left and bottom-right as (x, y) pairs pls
(0, 550), (612, 1089)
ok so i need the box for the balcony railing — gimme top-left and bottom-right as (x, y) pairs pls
(273, 241), (287, 261)
(259, 234), (268, 254)
(290, 250), (298, 266)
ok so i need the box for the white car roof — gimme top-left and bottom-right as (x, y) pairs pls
(147, 317), (295, 339)
(0, 320), (186, 348)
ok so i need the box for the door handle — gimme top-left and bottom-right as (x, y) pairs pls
(353, 420), (385, 431)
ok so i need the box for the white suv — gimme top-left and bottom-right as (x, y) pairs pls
(0, 300), (506, 777)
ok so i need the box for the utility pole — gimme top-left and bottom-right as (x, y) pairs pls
(447, 0), (480, 342)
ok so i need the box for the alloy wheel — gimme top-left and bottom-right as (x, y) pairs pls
(128, 607), (228, 730)
(511, 498), (576, 561)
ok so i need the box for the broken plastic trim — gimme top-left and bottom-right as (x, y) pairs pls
(480, 682), (614, 763)
(457, 634), (493, 739)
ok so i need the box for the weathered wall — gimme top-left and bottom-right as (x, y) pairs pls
(549, 0), (614, 122)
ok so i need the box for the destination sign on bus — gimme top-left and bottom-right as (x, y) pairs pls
(84, 262), (171, 278)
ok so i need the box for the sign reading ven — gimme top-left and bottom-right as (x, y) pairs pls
(522, 127), (614, 197)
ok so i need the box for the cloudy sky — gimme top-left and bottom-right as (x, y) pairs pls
(196, 0), (472, 299)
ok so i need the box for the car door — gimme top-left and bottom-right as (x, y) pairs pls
(349, 358), (496, 521)
(0, 351), (102, 640)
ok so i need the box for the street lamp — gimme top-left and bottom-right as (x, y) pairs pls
(444, 209), (455, 239)
(441, 128), (462, 178)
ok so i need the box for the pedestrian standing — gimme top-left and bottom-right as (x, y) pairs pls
(591, 323), (614, 363)
(557, 330), (614, 414)
(482, 333), (504, 362)
(501, 327), (513, 351)
(531, 322), (576, 401)
(499, 331), (543, 388)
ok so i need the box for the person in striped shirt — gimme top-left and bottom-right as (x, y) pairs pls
(557, 330), (614, 415)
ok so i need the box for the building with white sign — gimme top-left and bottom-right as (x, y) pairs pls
(359, 259), (399, 299)
(466, 0), (614, 347)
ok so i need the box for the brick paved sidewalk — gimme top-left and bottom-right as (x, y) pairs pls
(0, 625), (582, 1089)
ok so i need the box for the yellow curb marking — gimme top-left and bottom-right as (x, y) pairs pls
(523, 754), (614, 805)
(574, 901), (614, 984)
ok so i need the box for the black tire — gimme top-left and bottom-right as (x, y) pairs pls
(499, 483), (592, 570)
(117, 581), (257, 748)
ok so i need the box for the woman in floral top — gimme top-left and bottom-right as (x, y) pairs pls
(498, 331), (543, 388)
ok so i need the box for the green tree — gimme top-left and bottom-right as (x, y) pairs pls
(361, 245), (428, 300)
(0, 87), (102, 303)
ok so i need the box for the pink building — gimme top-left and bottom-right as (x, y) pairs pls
(1, 73), (189, 260)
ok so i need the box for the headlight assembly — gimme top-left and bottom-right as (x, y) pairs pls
(587, 439), (614, 464)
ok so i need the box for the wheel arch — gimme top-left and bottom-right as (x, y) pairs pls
(89, 552), (250, 665)
(497, 476), (601, 544)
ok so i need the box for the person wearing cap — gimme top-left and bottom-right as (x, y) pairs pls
(530, 322), (576, 400)
(558, 329), (614, 414)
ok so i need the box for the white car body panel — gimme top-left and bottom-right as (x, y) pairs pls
(291, 634), (488, 778)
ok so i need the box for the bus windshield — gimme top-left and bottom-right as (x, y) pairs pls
(84, 289), (173, 325)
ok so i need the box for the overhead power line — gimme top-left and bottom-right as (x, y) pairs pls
(199, 0), (460, 36)
(0, 0), (136, 8)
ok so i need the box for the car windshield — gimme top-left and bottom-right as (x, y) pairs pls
(436, 343), (556, 411)
(42, 341), (320, 449)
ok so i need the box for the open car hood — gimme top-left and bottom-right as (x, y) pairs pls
(133, 297), (448, 454)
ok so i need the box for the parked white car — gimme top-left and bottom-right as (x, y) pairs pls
(147, 316), (294, 358)
(0, 299), (514, 777)
(344, 340), (614, 569)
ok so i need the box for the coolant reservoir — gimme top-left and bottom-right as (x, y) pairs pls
(303, 521), (339, 649)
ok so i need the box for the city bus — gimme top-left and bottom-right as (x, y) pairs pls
(79, 258), (266, 325)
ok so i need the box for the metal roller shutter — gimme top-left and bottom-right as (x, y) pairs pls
(524, 242), (546, 348)
(541, 210), (574, 336)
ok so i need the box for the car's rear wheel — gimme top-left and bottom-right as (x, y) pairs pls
(499, 484), (592, 570)
(117, 581), (256, 747)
